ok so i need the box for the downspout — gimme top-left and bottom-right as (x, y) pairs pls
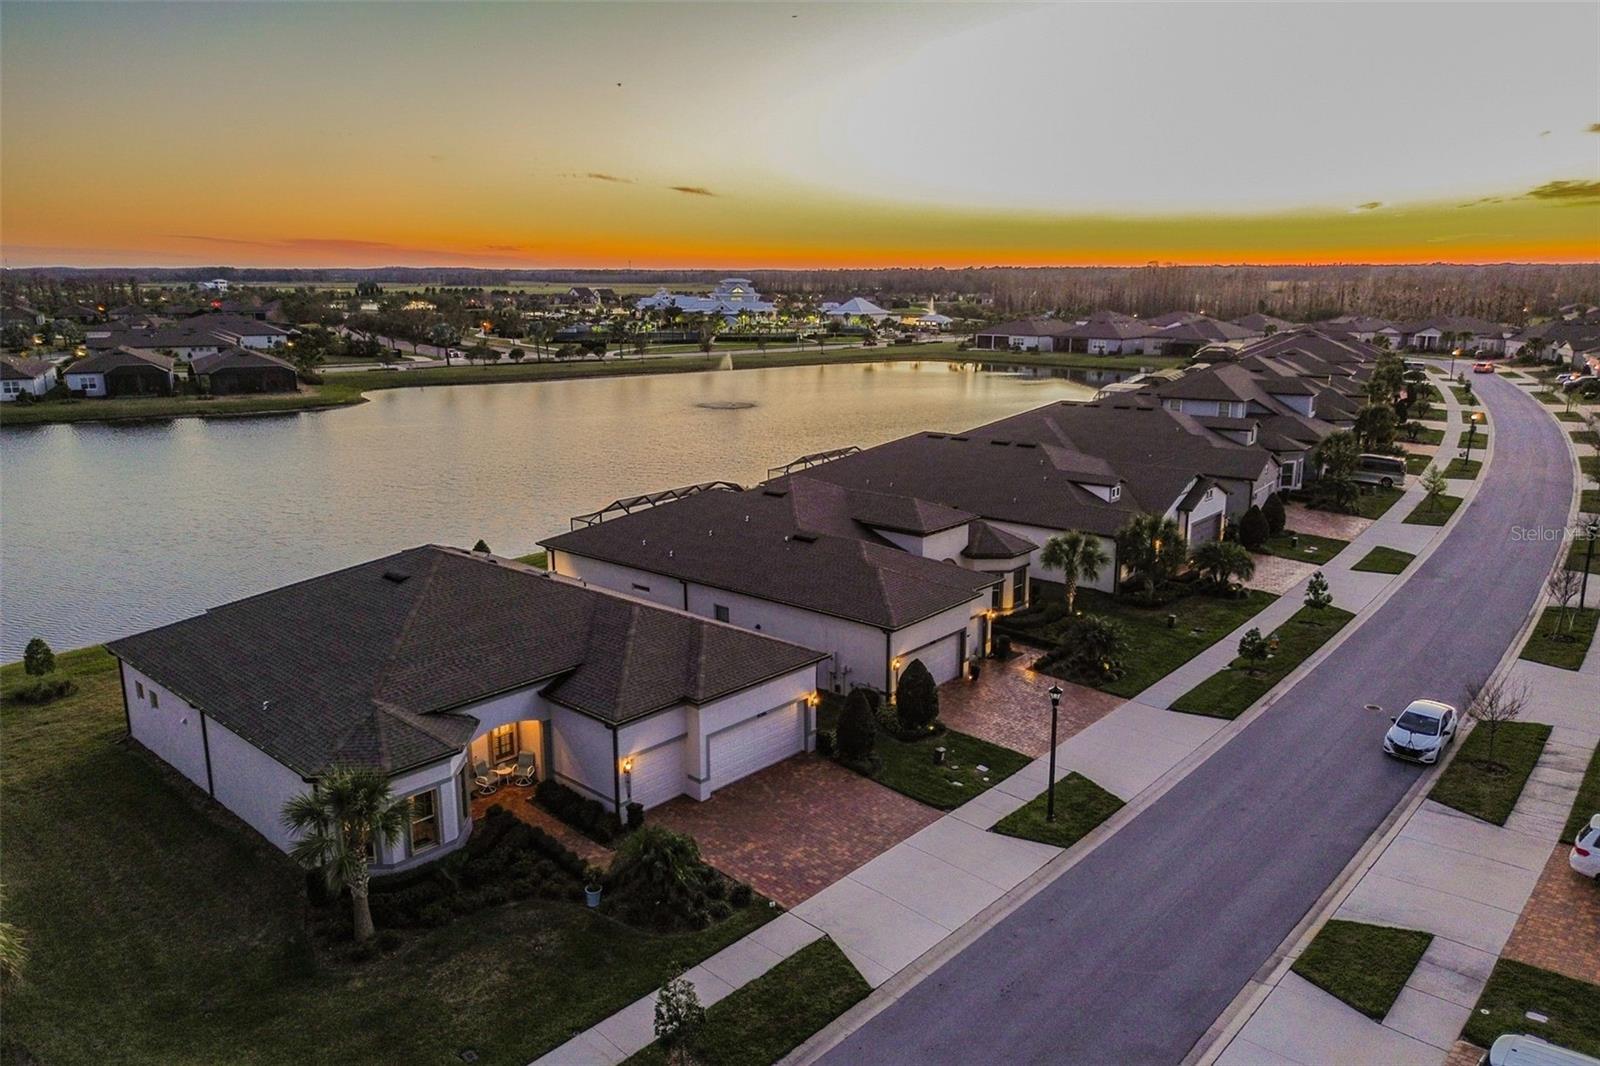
(199, 712), (216, 797)
(884, 629), (894, 695)
(117, 659), (132, 738)
(611, 724), (622, 815)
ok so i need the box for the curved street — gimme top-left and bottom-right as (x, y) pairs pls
(817, 373), (1576, 1065)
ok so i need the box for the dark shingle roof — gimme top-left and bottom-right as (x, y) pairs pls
(962, 521), (1037, 559)
(190, 346), (295, 376)
(64, 347), (175, 375)
(0, 355), (53, 380)
(974, 317), (1074, 338)
(543, 479), (997, 629)
(106, 546), (824, 777)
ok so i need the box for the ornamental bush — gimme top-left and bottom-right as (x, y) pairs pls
(1239, 506), (1270, 551)
(836, 688), (877, 763)
(22, 637), (54, 677)
(1262, 494), (1287, 537)
(894, 659), (939, 734)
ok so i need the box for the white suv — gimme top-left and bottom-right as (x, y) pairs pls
(1571, 815), (1600, 880)
(1383, 699), (1458, 764)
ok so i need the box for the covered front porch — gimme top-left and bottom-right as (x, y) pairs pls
(466, 718), (549, 791)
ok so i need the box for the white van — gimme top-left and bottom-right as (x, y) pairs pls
(1352, 453), (1408, 490)
(1484, 1034), (1600, 1066)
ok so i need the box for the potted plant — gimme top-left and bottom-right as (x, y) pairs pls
(584, 866), (605, 908)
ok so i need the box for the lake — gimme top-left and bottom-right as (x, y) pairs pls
(0, 360), (1117, 659)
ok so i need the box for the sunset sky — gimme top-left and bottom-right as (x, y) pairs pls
(2, 1), (1597, 269)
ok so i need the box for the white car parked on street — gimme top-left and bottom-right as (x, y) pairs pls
(1570, 815), (1600, 880)
(1382, 699), (1458, 764)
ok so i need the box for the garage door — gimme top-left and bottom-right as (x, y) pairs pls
(708, 702), (804, 788)
(902, 631), (964, 685)
(624, 740), (684, 809)
(1189, 513), (1223, 544)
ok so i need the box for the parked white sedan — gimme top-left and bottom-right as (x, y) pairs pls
(1571, 815), (1600, 879)
(1382, 699), (1459, 764)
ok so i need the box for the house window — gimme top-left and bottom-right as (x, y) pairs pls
(490, 723), (517, 763)
(149, 689), (159, 709)
(991, 583), (1003, 608)
(135, 681), (145, 700)
(1280, 462), (1298, 489)
(408, 789), (440, 853)
(714, 604), (730, 623)
(1109, 486), (1122, 501)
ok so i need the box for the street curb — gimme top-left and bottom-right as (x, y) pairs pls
(1181, 373), (1579, 1066)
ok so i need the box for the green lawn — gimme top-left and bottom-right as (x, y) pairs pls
(1563, 743), (1600, 844)
(621, 938), (870, 1066)
(0, 647), (773, 1065)
(1055, 588), (1278, 699)
(1571, 429), (1599, 448)
(1403, 494), (1464, 525)
(1567, 539), (1600, 574)
(1451, 385), (1480, 405)
(1557, 410), (1586, 422)
(1519, 607), (1599, 670)
(1404, 454), (1433, 474)
(1582, 491), (1600, 515)
(515, 550), (549, 569)
(1170, 606), (1356, 719)
(990, 772), (1124, 849)
(1291, 920), (1433, 1021)
(1256, 531), (1349, 564)
(1351, 487), (1406, 520)
(1351, 546), (1416, 574)
(1403, 427), (1446, 446)
(868, 726), (1032, 810)
(1443, 459), (1483, 480)
(1430, 721), (1553, 825)
(1583, 456), (1600, 479)
(1464, 960), (1600, 1058)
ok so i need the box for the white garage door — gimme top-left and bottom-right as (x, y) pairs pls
(902, 631), (964, 685)
(624, 740), (684, 809)
(709, 702), (804, 788)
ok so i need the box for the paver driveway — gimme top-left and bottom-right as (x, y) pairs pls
(650, 754), (939, 908)
(1503, 844), (1600, 985)
(939, 654), (1122, 758)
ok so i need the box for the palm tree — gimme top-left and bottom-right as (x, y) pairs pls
(282, 766), (408, 944)
(1190, 539), (1255, 592)
(1039, 531), (1109, 613)
(1114, 514), (1186, 603)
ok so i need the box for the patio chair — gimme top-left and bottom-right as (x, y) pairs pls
(511, 752), (539, 787)
(472, 759), (498, 795)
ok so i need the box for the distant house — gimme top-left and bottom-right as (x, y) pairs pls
(820, 297), (893, 323)
(1398, 316), (1508, 353)
(971, 317), (1074, 352)
(64, 347), (176, 398)
(567, 286), (618, 306)
(85, 315), (289, 361)
(635, 278), (777, 322)
(1233, 313), (1298, 335)
(197, 279), (231, 293)
(0, 354), (58, 401)
(1149, 314), (1259, 357)
(1058, 311), (1163, 355)
(191, 347), (298, 395)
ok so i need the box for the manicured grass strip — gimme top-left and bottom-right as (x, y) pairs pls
(622, 938), (870, 1066)
(1351, 546), (1416, 574)
(1568, 539), (1600, 574)
(1557, 410), (1585, 422)
(1255, 531), (1349, 564)
(1451, 385), (1480, 405)
(1571, 429), (1599, 448)
(991, 772), (1124, 849)
(1291, 920), (1433, 1021)
(1583, 456), (1600, 479)
(1352, 487), (1406, 520)
(1430, 721), (1552, 825)
(0, 647), (773, 1064)
(1463, 959), (1600, 1058)
(1403, 427), (1445, 446)
(1079, 588), (1279, 699)
(1170, 606), (1356, 719)
(515, 550), (548, 569)
(1519, 607), (1599, 671)
(1404, 454), (1433, 474)
(1403, 494), (1463, 526)
(1582, 490), (1600, 516)
(1563, 742), (1600, 844)
(867, 727), (1032, 811)
(1535, 390), (1566, 406)
(1443, 459), (1482, 480)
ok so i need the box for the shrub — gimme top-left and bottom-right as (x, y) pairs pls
(625, 801), (645, 831)
(1237, 628), (1271, 672)
(729, 883), (753, 907)
(894, 659), (939, 733)
(1238, 506), (1270, 550)
(22, 637), (54, 677)
(1304, 571), (1333, 610)
(836, 689), (877, 763)
(815, 729), (836, 757)
(994, 635), (1013, 659)
(8, 677), (77, 705)
(1263, 494), (1287, 536)
(535, 779), (621, 844)
(603, 825), (733, 932)
(1037, 614), (1128, 684)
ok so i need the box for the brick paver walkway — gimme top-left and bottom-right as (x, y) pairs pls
(1502, 844), (1600, 985)
(471, 784), (613, 867)
(938, 655), (1122, 758)
(1443, 1040), (1485, 1066)
(1242, 554), (1319, 595)
(1283, 502), (1373, 541)
(650, 754), (938, 908)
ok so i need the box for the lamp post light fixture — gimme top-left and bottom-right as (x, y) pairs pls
(1462, 410), (1483, 465)
(1045, 683), (1064, 822)
(1450, 347), (1462, 379)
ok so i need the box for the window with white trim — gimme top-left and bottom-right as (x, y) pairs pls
(409, 789), (440, 853)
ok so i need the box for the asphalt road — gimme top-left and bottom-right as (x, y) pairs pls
(819, 374), (1576, 1066)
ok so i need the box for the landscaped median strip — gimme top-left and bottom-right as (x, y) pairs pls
(621, 937), (870, 1066)
(1444, 458), (1483, 479)
(1350, 546), (1416, 574)
(1169, 605), (1357, 720)
(1290, 919), (1433, 1021)
(1256, 530), (1349, 564)
(1430, 721), (1553, 826)
(1403, 493), (1464, 526)
(1519, 607), (1599, 671)
(989, 772), (1124, 849)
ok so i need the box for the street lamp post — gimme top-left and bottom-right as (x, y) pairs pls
(1462, 411), (1483, 465)
(1045, 684), (1064, 822)
(1450, 347), (1462, 379)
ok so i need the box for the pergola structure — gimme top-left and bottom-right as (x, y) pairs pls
(766, 446), (860, 479)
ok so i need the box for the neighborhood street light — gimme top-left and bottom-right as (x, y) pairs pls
(1462, 410), (1484, 465)
(1046, 684), (1064, 822)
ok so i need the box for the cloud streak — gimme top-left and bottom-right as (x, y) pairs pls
(1525, 180), (1600, 202)
(669, 185), (716, 197)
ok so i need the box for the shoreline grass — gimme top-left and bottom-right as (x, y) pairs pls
(1292, 920), (1433, 1020)
(1170, 606), (1356, 719)
(990, 772), (1124, 850)
(1430, 720), (1552, 825)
